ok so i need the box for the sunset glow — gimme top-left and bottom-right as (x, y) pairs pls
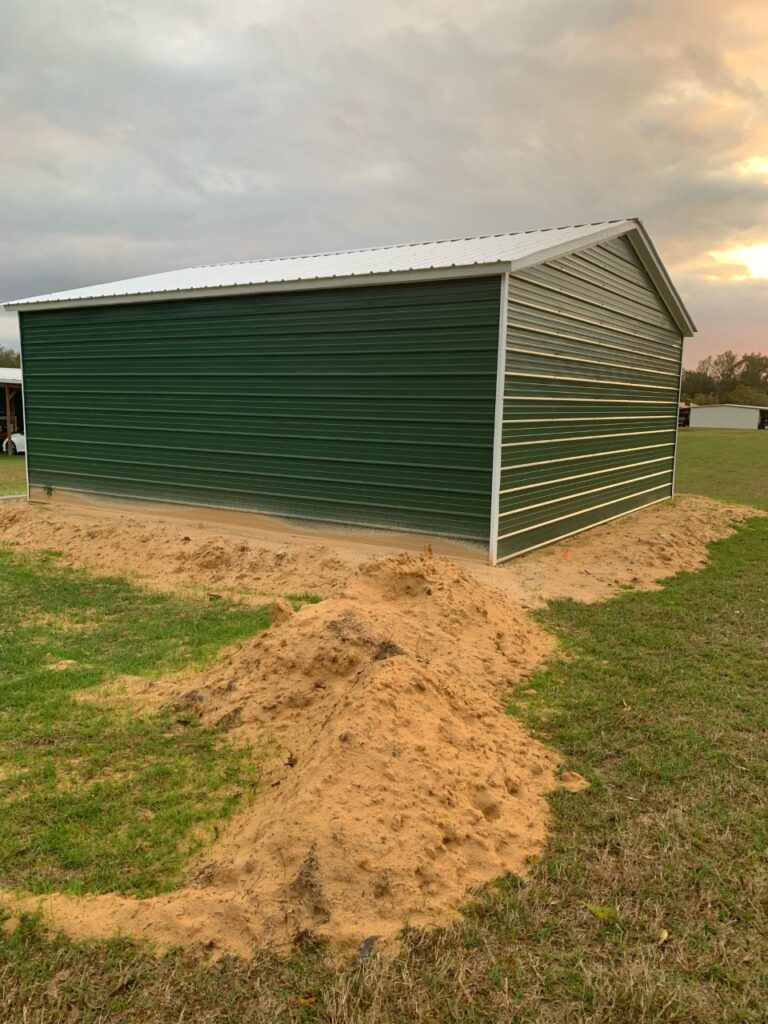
(711, 243), (768, 280)
(737, 156), (768, 177)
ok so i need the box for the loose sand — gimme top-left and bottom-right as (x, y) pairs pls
(0, 494), (759, 956)
(0, 494), (757, 605)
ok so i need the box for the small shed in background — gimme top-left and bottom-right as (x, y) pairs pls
(4, 218), (695, 564)
(0, 367), (23, 455)
(689, 404), (768, 430)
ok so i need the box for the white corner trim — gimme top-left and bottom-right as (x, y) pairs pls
(489, 272), (509, 566)
(671, 333), (685, 496)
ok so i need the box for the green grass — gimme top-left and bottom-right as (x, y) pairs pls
(0, 547), (271, 896)
(0, 434), (766, 1022)
(676, 428), (768, 509)
(0, 454), (26, 496)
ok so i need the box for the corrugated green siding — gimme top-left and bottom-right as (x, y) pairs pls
(20, 276), (501, 542)
(495, 235), (683, 561)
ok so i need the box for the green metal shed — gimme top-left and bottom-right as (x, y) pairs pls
(4, 218), (695, 564)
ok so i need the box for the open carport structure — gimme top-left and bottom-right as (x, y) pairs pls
(0, 367), (23, 456)
(4, 218), (695, 563)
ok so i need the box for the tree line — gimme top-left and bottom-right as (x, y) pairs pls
(0, 346), (21, 368)
(681, 351), (768, 407)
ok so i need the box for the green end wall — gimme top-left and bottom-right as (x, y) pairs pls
(20, 276), (501, 543)
(493, 235), (684, 562)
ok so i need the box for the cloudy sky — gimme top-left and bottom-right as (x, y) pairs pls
(1, 0), (766, 366)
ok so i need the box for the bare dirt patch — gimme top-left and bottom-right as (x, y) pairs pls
(0, 494), (759, 957)
(4, 552), (560, 957)
(0, 495), (757, 607)
(486, 496), (760, 607)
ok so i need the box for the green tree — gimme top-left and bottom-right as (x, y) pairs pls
(0, 346), (20, 368)
(734, 352), (768, 389)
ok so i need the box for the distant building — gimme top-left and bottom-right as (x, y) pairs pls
(0, 367), (23, 452)
(689, 404), (768, 430)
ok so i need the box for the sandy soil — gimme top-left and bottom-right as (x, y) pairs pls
(5, 552), (560, 956)
(0, 494), (759, 957)
(0, 494), (758, 606)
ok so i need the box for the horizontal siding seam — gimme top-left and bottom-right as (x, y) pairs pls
(503, 395), (673, 405)
(504, 371), (677, 391)
(506, 299), (680, 354)
(498, 469), (671, 518)
(33, 486), (489, 541)
(512, 270), (677, 336)
(501, 428), (674, 448)
(505, 342), (679, 378)
(498, 455), (673, 495)
(495, 497), (670, 563)
(497, 483), (671, 541)
(33, 448), (489, 475)
(30, 469), (489, 520)
(501, 441), (674, 472)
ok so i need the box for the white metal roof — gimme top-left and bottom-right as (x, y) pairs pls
(691, 403), (768, 411)
(3, 218), (695, 335)
(0, 367), (21, 386)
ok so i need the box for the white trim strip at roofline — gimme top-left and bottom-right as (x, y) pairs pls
(4, 263), (513, 311)
(501, 220), (637, 276)
(625, 223), (696, 336)
(495, 496), (670, 562)
(4, 220), (695, 337)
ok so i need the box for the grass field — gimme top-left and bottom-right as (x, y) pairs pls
(676, 428), (768, 509)
(0, 454), (25, 496)
(0, 548), (271, 896)
(1, 433), (766, 1022)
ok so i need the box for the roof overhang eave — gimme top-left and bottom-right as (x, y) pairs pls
(3, 261), (514, 312)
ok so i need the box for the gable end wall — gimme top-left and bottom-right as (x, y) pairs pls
(494, 233), (684, 562)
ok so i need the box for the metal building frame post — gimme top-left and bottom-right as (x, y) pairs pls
(671, 334), (685, 497)
(489, 272), (509, 565)
(17, 316), (30, 499)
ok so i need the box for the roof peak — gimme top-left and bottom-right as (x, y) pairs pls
(194, 218), (636, 272)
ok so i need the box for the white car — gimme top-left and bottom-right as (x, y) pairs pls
(2, 432), (25, 455)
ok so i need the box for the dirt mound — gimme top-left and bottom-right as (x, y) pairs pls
(0, 495), (759, 609)
(492, 496), (761, 606)
(0, 501), (353, 598)
(1, 493), (760, 957)
(5, 552), (558, 956)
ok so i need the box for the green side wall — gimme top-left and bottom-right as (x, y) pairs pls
(20, 276), (501, 543)
(495, 235), (684, 561)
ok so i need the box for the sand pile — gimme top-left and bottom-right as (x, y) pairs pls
(1, 493), (761, 956)
(0, 495), (759, 607)
(0, 501), (353, 598)
(6, 551), (559, 957)
(501, 496), (761, 606)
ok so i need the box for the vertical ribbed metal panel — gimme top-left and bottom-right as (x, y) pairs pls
(495, 235), (683, 561)
(20, 276), (501, 542)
